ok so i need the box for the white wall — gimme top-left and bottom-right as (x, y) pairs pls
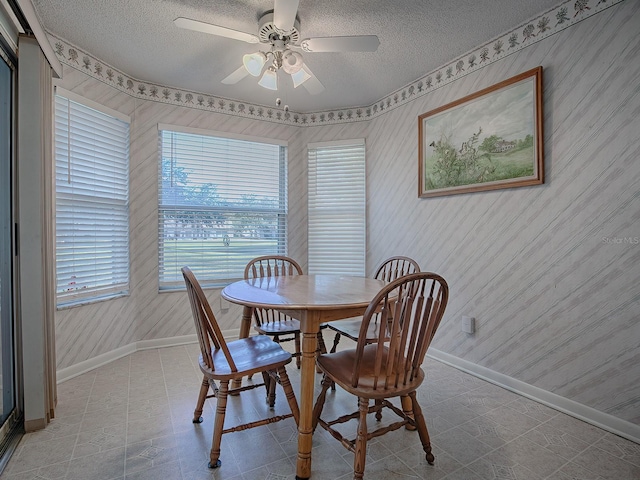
(52, 0), (639, 431)
(363, 1), (640, 426)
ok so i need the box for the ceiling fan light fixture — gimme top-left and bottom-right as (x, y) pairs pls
(282, 50), (303, 74)
(242, 52), (267, 76)
(259, 66), (278, 90)
(291, 64), (311, 88)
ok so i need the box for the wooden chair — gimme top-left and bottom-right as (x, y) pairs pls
(312, 272), (449, 480)
(182, 266), (300, 469)
(245, 256), (328, 382)
(327, 256), (420, 353)
(245, 255), (305, 370)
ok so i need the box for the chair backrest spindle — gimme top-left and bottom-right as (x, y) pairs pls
(374, 256), (420, 283)
(245, 256), (303, 325)
(182, 266), (238, 373)
(371, 256), (420, 332)
(352, 272), (448, 390)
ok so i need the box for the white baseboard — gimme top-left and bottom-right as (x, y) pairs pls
(56, 329), (240, 383)
(136, 334), (198, 351)
(427, 348), (640, 444)
(57, 343), (137, 383)
(57, 336), (639, 445)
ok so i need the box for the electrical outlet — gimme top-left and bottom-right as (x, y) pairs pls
(461, 316), (475, 334)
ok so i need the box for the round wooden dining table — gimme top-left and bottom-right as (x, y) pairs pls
(221, 274), (386, 479)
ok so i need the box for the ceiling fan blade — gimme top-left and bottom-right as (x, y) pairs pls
(221, 65), (249, 85)
(300, 35), (380, 53)
(273, 0), (299, 33)
(299, 64), (325, 95)
(174, 17), (259, 44)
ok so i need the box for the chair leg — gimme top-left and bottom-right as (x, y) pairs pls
(401, 394), (416, 430)
(316, 332), (327, 374)
(208, 380), (229, 469)
(353, 397), (369, 480)
(267, 371), (277, 408)
(261, 371), (272, 404)
(193, 375), (209, 423)
(328, 332), (339, 391)
(374, 399), (383, 421)
(294, 333), (301, 368)
(317, 331), (327, 354)
(409, 391), (434, 465)
(330, 332), (341, 354)
(312, 374), (333, 431)
(278, 365), (300, 426)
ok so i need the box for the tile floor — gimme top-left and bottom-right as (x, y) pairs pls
(1, 344), (639, 480)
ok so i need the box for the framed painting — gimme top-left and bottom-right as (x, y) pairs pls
(418, 66), (543, 198)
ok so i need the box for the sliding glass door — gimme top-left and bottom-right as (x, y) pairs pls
(0, 50), (20, 468)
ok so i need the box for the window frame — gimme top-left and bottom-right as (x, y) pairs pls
(54, 87), (131, 308)
(307, 139), (366, 276)
(157, 124), (289, 290)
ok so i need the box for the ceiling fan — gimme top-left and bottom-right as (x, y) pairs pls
(174, 0), (380, 95)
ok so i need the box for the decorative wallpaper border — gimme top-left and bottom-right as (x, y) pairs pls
(50, 0), (623, 126)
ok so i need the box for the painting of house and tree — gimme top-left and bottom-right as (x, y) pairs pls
(418, 66), (543, 198)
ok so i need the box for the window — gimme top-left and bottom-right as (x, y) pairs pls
(158, 126), (287, 288)
(54, 90), (130, 306)
(308, 140), (366, 275)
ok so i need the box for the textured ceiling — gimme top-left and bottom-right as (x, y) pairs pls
(32, 0), (560, 112)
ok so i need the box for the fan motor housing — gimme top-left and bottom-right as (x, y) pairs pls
(258, 12), (300, 45)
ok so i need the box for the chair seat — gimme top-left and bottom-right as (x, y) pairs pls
(199, 335), (293, 380)
(326, 318), (385, 343)
(316, 344), (424, 400)
(254, 318), (301, 335)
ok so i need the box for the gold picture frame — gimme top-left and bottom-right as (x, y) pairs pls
(418, 66), (544, 198)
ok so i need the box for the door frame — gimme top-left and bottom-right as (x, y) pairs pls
(0, 31), (24, 474)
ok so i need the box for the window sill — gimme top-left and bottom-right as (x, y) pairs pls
(56, 291), (129, 310)
(158, 282), (230, 294)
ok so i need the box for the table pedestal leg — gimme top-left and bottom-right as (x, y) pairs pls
(232, 306), (253, 391)
(296, 313), (318, 479)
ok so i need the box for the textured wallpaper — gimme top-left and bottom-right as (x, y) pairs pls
(363, 2), (640, 424)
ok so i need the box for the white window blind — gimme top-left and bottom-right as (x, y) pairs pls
(308, 140), (366, 275)
(54, 93), (130, 305)
(158, 128), (287, 287)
